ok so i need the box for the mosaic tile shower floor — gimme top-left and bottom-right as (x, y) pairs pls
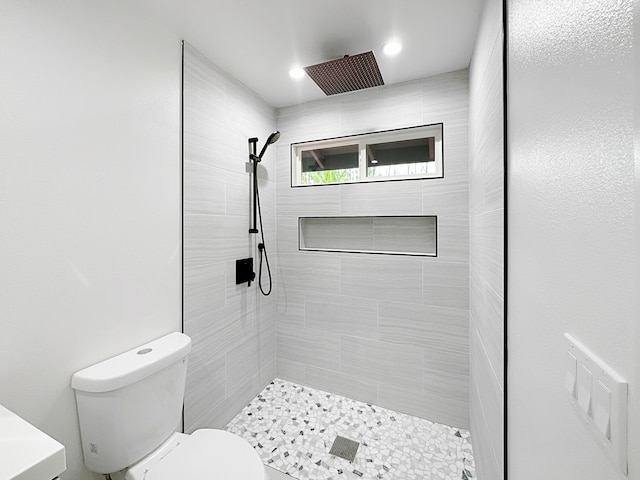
(226, 379), (475, 480)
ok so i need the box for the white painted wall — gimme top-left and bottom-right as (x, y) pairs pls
(632, 1), (640, 477)
(508, 1), (636, 478)
(0, 2), (182, 479)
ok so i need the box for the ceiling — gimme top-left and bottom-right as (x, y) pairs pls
(135, 0), (484, 108)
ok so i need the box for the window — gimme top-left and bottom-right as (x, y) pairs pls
(300, 143), (359, 185)
(291, 124), (443, 186)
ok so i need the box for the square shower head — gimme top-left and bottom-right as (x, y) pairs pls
(304, 51), (384, 96)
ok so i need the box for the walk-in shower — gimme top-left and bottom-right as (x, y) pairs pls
(248, 131), (280, 296)
(183, 36), (492, 480)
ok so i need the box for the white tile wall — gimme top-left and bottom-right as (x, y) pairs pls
(183, 42), (277, 432)
(470, 323), (504, 470)
(277, 252), (341, 295)
(183, 44), (474, 432)
(339, 180), (424, 216)
(423, 260), (470, 309)
(274, 71), (470, 428)
(304, 292), (378, 339)
(468, 0), (505, 477)
(340, 335), (425, 391)
(276, 326), (342, 371)
(340, 255), (423, 303)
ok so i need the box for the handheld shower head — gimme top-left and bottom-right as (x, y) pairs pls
(266, 131), (281, 145)
(258, 131), (280, 159)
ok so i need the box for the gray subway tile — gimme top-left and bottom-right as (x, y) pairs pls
(340, 255), (422, 303)
(469, 265), (504, 389)
(422, 189), (469, 217)
(184, 262), (226, 322)
(340, 335), (423, 391)
(423, 260), (469, 309)
(276, 358), (307, 384)
(184, 160), (226, 215)
(437, 214), (469, 263)
(275, 288), (305, 333)
(184, 352), (225, 433)
(278, 252), (341, 295)
(340, 181), (423, 216)
(469, 208), (503, 299)
(304, 365), (378, 406)
(378, 382), (469, 430)
(305, 292), (378, 339)
(276, 327), (341, 371)
(378, 301), (467, 350)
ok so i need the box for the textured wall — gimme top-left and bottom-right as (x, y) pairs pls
(0, 2), (182, 479)
(468, 0), (504, 478)
(508, 1), (636, 479)
(182, 43), (277, 432)
(635, 1), (640, 474)
(274, 71), (470, 428)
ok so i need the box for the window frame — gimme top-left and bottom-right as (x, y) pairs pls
(291, 123), (444, 187)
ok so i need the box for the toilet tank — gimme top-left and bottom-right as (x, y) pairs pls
(71, 332), (192, 474)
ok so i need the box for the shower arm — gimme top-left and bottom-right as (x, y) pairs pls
(249, 138), (259, 234)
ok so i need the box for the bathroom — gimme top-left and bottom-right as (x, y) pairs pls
(0, 1), (637, 480)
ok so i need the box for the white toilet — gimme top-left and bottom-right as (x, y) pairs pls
(71, 332), (267, 479)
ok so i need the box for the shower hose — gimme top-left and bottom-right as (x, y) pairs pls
(255, 180), (272, 296)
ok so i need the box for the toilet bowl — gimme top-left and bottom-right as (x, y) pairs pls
(71, 332), (266, 479)
(126, 430), (266, 480)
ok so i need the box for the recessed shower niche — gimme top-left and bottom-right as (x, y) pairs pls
(298, 216), (437, 256)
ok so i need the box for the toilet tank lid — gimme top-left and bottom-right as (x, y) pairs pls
(71, 332), (192, 393)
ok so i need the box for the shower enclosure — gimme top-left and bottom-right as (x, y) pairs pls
(183, 33), (469, 441)
(182, 0), (505, 469)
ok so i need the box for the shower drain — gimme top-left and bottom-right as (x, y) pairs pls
(329, 435), (360, 462)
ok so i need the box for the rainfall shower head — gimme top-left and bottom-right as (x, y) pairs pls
(304, 51), (384, 96)
(257, 131), (280, 159)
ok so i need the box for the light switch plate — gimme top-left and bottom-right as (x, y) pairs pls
(576, 364), (592, 415)
(564, 352), (577, 398)
(593, 380), (612, 439)
(564, 333), (628, 475)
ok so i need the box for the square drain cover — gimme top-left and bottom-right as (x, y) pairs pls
(329, 435), (360, 462)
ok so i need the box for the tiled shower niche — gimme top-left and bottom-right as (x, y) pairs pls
(299, 216), (437, 256)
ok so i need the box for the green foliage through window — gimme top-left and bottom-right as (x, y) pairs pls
(301, 168), (359, 185)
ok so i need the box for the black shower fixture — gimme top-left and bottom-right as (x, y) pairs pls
(248, 131), (279, 234)
(249, 131), (280, 164)
(247, 132), (279, 296)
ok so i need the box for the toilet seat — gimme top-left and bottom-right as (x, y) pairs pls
(126, 429), (266, 480)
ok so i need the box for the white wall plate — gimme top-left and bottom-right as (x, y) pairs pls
(563, 333), (628, 475)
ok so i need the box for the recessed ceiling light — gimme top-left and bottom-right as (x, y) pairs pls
(289, 67), (305, 79)
(382, 41), (402, 56)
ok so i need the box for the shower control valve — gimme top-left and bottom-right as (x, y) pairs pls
(235, 258), (255, 287)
